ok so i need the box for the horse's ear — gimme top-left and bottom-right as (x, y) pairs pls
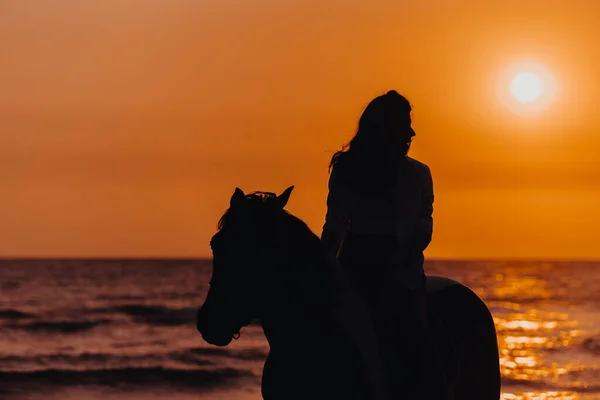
(275, 186), (294, 209)
(230, 187), (246, 208)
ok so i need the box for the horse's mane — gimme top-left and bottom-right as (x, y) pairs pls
(212, 191), (324, 267)
(216, 192), (271, 230)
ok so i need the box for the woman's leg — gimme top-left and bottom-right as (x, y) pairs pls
(403, 283), (448, 399)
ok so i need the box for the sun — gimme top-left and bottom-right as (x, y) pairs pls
(510, 72), (543, 103)
(497, 61), (560, 116)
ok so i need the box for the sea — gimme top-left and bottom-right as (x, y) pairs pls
(1, 259), (599, 400)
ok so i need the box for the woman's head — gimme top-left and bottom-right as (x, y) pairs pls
(329, 91), (415, 191)
(356, 90), (415, 155)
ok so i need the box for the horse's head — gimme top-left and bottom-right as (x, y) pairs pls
(196, 185), (294, 346)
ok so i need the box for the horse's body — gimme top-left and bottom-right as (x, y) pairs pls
(257, 275), (500, 400)
(197, 187), (501, 399)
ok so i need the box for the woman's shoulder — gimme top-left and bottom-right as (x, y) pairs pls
(330, 154), (363, 193)
(404, 157), (433, 186)
(406, 157), (431, 174)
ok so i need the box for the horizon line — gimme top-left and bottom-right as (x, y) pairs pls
(1, 256), (599, 263)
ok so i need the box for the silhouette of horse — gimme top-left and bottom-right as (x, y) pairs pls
(197, 186), (501, 400)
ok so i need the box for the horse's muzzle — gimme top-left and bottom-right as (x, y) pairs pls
(200, 330), (234, 347)
(197, 307), (236, 347)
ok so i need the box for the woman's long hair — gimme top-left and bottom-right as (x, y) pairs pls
(329, 90), (414, 194)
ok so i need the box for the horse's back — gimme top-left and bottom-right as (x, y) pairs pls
(425, 275), (501, 400)
(425, 275), (496, 336)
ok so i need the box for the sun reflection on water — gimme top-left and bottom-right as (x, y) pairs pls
(469, 264), (600, 400)
(501, 393), (578, 400)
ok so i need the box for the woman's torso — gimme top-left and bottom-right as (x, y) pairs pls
(344, 157), (424, 239)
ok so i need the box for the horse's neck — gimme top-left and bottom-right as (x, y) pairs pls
(260, 300), (333, 351)
(259, 252), (335, 349)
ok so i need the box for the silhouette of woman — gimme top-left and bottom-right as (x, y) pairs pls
(321, 90), (446, 399)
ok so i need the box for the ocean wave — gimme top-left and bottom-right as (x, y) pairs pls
(0, 347), (265, 372)
(96, 292), (201, 301)
(3, 304), (200, 331)
(95, 294), (149, 301)
(581, 334), (600, 354)
(6, 319), (111, 334)
(0, 366), (256, 392)
(0, 352), (175, 370)
(94, 304), (198, 326)
(484, 295), (569, 305)
(0, 308), (36, 320)
(3, 304), (259, 330)
(537, 333), (600, 355)
(186, 347), (268, 361)
(502, 377), (600, 393)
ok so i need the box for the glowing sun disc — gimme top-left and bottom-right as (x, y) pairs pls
(510, 72), (543, 103)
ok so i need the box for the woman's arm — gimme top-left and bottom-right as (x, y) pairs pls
(414, 164), (434, 253)
(321, 228), (345, 262)
(321, 165), (354, 261)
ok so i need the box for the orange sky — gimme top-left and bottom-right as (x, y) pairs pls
(1, 1), (600, 259)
